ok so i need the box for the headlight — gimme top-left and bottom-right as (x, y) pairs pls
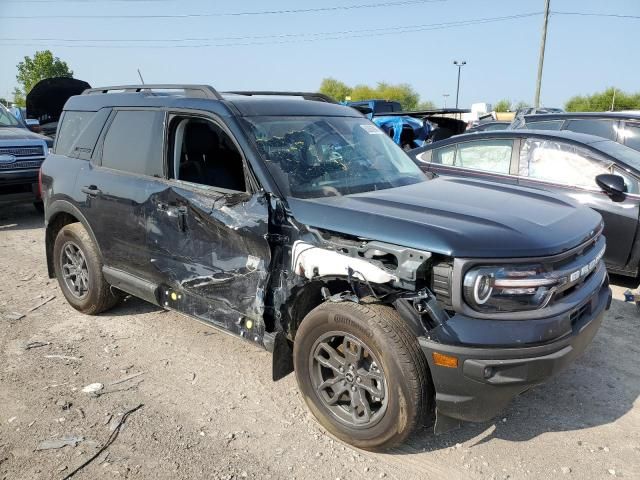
(463, 264), (559, 313)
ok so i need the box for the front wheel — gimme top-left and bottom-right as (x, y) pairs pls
(293, 301), (433, 450)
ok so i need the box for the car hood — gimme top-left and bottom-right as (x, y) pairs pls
(0, 126), (48, 142)
(26, 77), (90, 124)
(287, 177), (602, 258)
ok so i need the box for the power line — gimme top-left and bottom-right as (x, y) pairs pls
(553, 11), (640, 20)
(0, 13), (542, 48)
(1, 0), (446, 19)
(0, 13), (542, 44)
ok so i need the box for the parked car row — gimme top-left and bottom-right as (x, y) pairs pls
(40, 85), (612, 451)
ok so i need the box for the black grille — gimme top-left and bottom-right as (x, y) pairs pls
(0, 146), (44, 157)
(0, 159), (43, 170)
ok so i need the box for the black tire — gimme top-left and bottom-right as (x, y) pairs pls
(33, 201), (44, 213)
(293, 300), (432, 450)
(53, 222), (121, 314)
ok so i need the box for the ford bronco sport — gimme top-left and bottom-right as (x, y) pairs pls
(42, 85), (612, 450)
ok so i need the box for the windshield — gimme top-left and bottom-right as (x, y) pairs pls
(593, 139), (640, 171)
(243, 115), (426, 198)
(0, 104), (22, 128)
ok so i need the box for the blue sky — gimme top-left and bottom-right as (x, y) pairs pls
(0, 0), (638, 108)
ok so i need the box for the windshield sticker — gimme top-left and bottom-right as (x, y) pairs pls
(360, 124), (384, 135)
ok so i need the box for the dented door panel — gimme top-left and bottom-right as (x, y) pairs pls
(146, 181), (271, 342)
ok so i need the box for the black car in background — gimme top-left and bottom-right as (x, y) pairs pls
(465, 121), (511, 133)
(511, 111), (640, 152)
(411, 130), (640, 277)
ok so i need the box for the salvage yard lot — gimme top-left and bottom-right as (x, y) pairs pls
(0, 203), (639, 480)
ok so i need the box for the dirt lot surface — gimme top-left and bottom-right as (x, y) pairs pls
(0, 203), (639, 480)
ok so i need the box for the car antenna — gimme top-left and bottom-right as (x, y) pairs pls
(137, 69), (145, 85)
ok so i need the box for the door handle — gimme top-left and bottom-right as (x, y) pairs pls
(177, 206), (188, 232)
(81, 185), (102, 196)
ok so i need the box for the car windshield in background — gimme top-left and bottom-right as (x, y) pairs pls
(0, 105), (21, 128)
(243, 116), (426, 198)
(593, 139), (640, 172)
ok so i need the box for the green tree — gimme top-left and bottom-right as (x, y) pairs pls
(14, 50), (73, 106)
(514, 101), (530, 111)
(320, 78), (427, 110)
(494, 99), (511, 112)
(565, 87), (640, 112)
(417, 100), (436, 110)
(0, 98), (9, 107)
(318, 77), (351, 102)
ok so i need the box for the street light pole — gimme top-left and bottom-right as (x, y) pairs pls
(453, 60), (466, 109)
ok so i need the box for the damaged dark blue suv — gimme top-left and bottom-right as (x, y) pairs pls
(42, 85), (612, 450)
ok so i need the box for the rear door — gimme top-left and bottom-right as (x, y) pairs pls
(415, 138), (518, 184)
(77, 108), (165, 277)
(145, 111), (271, 339)
(516, 137), (640, 270)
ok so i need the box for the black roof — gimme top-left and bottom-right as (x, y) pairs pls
(64, 85), (361, 118)
(414, 129), (610, 150)
(524, 111), (640, 122)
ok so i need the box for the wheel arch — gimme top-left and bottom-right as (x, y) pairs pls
(45, 200), (101, 278)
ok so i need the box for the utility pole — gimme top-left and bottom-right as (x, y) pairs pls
(534, 0), (551, 108)
(453, 60), (466, 109)
(610, 88), (617, 111)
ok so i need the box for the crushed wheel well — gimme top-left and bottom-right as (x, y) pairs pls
(46, 212), (79, 278)
(283, 278), (351, 340)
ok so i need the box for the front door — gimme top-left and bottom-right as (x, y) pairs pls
(146, 114), (272, 341)
(517, 137), (640, 271)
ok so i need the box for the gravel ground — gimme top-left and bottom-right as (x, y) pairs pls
(0, 203), (639, 480)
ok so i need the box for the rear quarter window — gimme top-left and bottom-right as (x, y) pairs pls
(55, 109), (110, 160)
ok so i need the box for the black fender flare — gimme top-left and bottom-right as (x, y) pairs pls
(45, 199), (102, 277)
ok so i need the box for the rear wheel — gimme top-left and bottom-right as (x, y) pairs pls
(53, 223), (121, 314)
(294, 300), (432, 450)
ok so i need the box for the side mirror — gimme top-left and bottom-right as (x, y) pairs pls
(25, 118), (41, 133)
(596, 174), (626, 200)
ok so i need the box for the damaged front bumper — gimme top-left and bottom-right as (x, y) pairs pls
(417, 265), (612, 433)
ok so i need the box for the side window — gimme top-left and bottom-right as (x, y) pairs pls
(169, 117), (246, 192)
(519, 138), (612, 189)
(622, 123), (640, 151)
(101, 110), (164, 176)
(54, 109), (111, 160)
(455, 139), (513, 174)
(432, 145), (456, 165)
(524, 120), (563, 130)
(564, 119), (616, 140)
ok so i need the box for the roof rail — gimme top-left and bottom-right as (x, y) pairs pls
(225, 91), (337, 103)
(82, 84), (222, 100)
